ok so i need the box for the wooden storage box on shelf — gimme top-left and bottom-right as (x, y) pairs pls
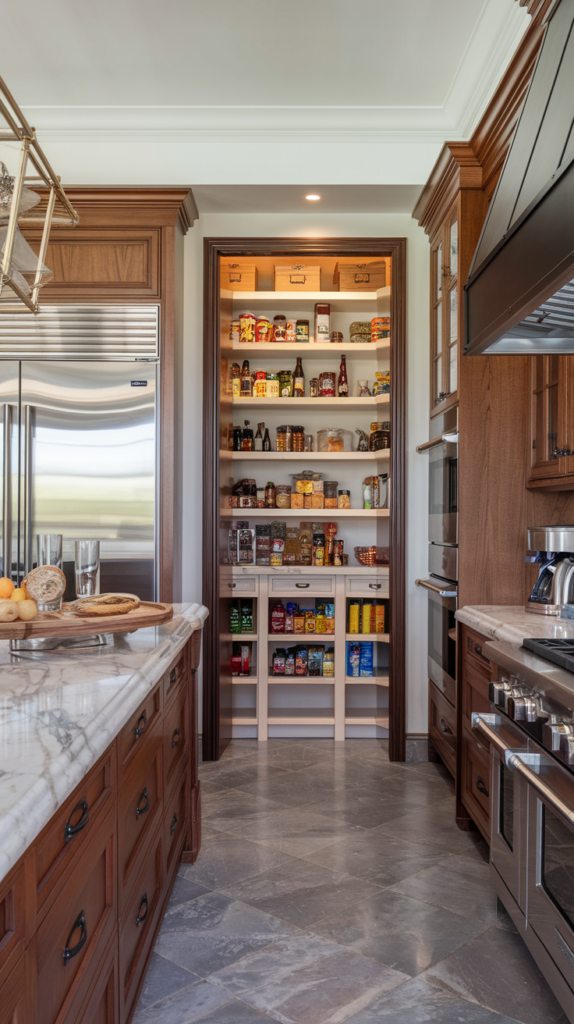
(274, 265), (321, 291)
(333, 260), (387, 291)
(220, 263), (257, 292)
(428, 681), (456, 777)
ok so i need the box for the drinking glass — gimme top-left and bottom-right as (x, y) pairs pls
(75, 540), (100, 598)
(36, 534), (63, 570)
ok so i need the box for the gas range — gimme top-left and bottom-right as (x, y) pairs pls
(523, 637), (574, 674)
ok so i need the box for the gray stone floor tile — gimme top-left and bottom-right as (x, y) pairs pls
(195, 1000), (278, 1022)
(220, 858), (382, 928)
(425, 925), (569, 1024)
(312, 889), (489, 976)
(234, 770), (353, 809)
(132, 979), (232, 1024)
(135, 953), (201, 1012)
(155, 891), (297, 977)
(200, 761), (290, 792)
(302, 830), (447, 887)
(304, 787), (424, 829)
(301, 759), (403, 790)
(209, 933), (408, 1024)
(179, 836), (296, 890)
(375, 797), (484, 854)
(390, 852), (500, 925)
(342, 975), (524, 1023)
(229, 807), (365, 858)
(372, 770), (454, 806)
(201, 789), (290, 831)
(169, 874), (213, 907)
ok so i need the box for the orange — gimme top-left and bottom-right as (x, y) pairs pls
(10, 588), (26, 602)
(0, 577), (14, 599)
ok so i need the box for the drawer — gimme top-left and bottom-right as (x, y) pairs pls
(269, 574), (335, 596)
(462, 626), (491, 678)
(35, 806), (117, 1024)
(164, 767), (188, 879)
(0, 948), (33, 1024)
(75, 937), (119, 1024)
(189, 629), (202, 672)
(224, 575), (258, 595)
(462, 727), (491, 842)
(34, 746), (116, 922)
(346, 576), (389, 597)
(163, 650), (187, 707)
(119, 829), (163, 1024)
(117, 685), (162, 778)
(462, 659), (491, 733)
(118, 736), (163, 903)
(0, 864), (27, 994)
(164, 688), (189, 796)
(428, 681), (456, 778)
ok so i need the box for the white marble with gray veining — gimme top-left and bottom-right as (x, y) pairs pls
(456, 604), (574, 648)
(0, 602), (208, 886)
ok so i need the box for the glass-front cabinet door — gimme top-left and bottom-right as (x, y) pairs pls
(430, 202), (459, 418)
(529, 354), (567, 481)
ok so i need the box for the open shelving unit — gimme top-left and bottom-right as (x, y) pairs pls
(203, 239), (407, 760)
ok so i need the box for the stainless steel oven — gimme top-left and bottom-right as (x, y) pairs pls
(416, 577), (457, 706)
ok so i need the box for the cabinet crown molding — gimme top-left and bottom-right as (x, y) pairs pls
(33, 187), (198, 234)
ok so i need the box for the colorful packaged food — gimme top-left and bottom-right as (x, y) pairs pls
(371, 316), (390, 342)
(296, 647), (308, 675)
(338, 490), (351, 509)
(273, 649), (286, 675)
(347, 642), (361, 677)
(255, 317), (273, 343)
(290, 492), (304, 509)
(323, 650), (334, 676)
(308, 648), (324, 676)
(362, 603), (372, 634)
(270, 538), (285, 566)
(254, 371), (267, 398)
(294, 612), (306, 634)
(239, 312), (256, 344)
(231, 654), (242, 676)
(311, 493), (325, 509)
(266, 375), (280, 398)
(285, 650), (295, 674)
(360, 642), (374, 677)
(296, 319), (309, 343)
(273, 315), (287, 342)
(286, 319), (297, 343)
(376, 604), (385, 633)
(240, 645), (251, 674)
(270, 602), (287, 633)
(348, 602), (360, 634)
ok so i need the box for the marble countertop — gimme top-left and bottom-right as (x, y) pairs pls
(456, 605), (574, 647)
(0, 602), (208, 887)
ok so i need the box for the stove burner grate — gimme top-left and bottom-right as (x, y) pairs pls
(523, 637), (574, 673)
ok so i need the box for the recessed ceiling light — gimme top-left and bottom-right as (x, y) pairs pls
(305, 194), (322, 202)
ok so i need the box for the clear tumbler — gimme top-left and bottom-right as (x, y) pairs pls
(75, 540), (101, 598)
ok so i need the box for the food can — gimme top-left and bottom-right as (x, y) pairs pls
(230, 320), (240, 343)
(371, 316), (390, 342)
(255, 317), (273, 343)
(239, 312), (256, 344)
(278, 370), (293, 397)
(286, 319), (297, 343)
(273, 315), (287, 342)
(254, 371), (267, 398)
(296, 319), (309, 343)
(331, 331), (343, 344)
(319, 372), (336, 397)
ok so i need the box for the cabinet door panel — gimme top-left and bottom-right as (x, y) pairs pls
(529, 355), (567, 481)
(0, 950), (34, 1024)
(118, 737), (163, 904)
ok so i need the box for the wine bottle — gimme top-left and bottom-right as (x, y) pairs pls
(294, 357), (305, 397)
(241, 420), (254, 451)
(338, 354), (348, 397)
(263, 427), (271, 451)
(240, 359), (252, 397)
(254, 422), (264, 451)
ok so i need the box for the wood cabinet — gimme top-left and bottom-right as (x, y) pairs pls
(528, 354), (574, 489)
(458, 625), (491, 843)
(0, 633), (202, 1024)
(430, 202), (459, 415)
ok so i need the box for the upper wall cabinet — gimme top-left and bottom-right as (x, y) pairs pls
(430, 202), (459, 414)
(528, 354), (574, 490)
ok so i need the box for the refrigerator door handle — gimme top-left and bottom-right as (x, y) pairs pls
(23, 404), (34, 578)
(2, 404), (13, 580)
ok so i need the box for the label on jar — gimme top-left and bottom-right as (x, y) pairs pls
(296, 322), (309, 343)
(316, 315), (330, 339)
(294, 376), (304, 397)
(286, 320), (297, 342)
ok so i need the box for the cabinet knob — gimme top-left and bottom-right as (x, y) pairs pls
(63, 911), (87, 965)
(227, 582), (236, 589)
(135, 786), (149, 819)
(440, 718), (452, 735)
(64, 798), (89, 844)
(170, 668), (177, 685)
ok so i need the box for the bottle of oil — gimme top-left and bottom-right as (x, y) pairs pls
(294, 357), (305, 397)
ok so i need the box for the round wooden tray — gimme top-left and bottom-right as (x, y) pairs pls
(0, 601), (173, 640)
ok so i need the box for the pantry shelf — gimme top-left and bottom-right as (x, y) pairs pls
(267, 708), (335, 725)
(344, 710), (389, 727)
(224, 451), (390, 462)
(346, 674), (390, 686)
(232, 396), (389, 408)
(222, 341), (390, 358)
(346, 633), (390, 641)
(221, 508), (390, 518)
(267, 634), (335, 642)
(231, 677), (257, 685)
(221, 633), (257, 642)
(231, 710), (258, 724)
(267, 677), (334, 685)
(225, 288), (390, 311)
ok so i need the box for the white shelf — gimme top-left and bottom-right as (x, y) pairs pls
(224, 450), (390, 462)
(222, 341), (389, 358)
(267, 708), (335, 725)
(267, 634), (334, 641)
(344, 710), (389, 727)
(346, 674), (389, 686)
(231, 710), (258, 724)
(231, 677), (257, 685)
(221, 633), (257, 642)
(346, 633), (390, 642)
(221, 508), (389, 518)
(268, 676), (334, 684)
(232, 396), (389, 408)
(229, 565), (387, 576)
(226, 288), (390, 311)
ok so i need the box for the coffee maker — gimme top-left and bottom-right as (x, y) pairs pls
(526, 526), (574, 615)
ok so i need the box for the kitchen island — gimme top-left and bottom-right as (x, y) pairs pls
(0, 602), (207, 1024)
(456, 604), (574, 647)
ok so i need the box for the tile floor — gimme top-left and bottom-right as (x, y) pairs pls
(134, 739), (569, 1024)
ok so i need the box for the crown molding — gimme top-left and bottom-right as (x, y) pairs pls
(29, 187), (198, 234)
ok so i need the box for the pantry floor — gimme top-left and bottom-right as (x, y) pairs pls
(133, 740), (567, 1024)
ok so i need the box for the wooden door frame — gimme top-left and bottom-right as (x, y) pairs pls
(203, 236), (407, 761)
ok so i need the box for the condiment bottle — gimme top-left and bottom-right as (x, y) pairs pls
(294, 357), (305, 397)
(265, 481), (276, 508)
(240, 359), (252, 397)
(254, 423), (264, 451)
(263, 427), (271, 451)
(241, 420), (253, 451)
(338, 354), (348, 397)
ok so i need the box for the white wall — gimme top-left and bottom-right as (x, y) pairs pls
(180, 211), (429, 736)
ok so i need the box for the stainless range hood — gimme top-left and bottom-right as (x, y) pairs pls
(465, 0), (574, 355)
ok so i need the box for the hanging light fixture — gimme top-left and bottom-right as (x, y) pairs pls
(0, 74), (78, 314)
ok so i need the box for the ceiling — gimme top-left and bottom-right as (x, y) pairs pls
(1, 0), (530, 192)
(191, 185), (422, 214)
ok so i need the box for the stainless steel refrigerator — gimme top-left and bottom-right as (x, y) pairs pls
(0, 305), (160, 600)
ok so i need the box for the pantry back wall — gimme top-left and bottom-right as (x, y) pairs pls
(179, 211), (430, 738)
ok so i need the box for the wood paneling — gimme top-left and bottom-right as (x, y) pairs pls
(37, 231), (160, 298)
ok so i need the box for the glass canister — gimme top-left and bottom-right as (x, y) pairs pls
(317, 428), (344, 452)
(304, 434), (313, 452)
(276, 426), (287, 451)
(319, 372), (336, 397)
(324, 480), (338, 509)
(276, 485), (292, 509)
(292, 426), (305, 452)
(338, 489), (351, 509)
(284, 424), (293, 452)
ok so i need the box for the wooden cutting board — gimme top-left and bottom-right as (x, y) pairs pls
(0, 601), (173, 640)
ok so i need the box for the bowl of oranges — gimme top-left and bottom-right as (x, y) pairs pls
(0, 578), (38, 623)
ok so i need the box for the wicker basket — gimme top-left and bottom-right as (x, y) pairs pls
(354, 546), (389, 566)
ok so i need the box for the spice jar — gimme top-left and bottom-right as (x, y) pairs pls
(319, 372), (336, 397)
(239, 312), (256, 344)
(265, 481), (276, 508)
(296, 319), (309, 343)
(331, 331), (343, 344)
(338, 489), (351, 509)
(284, 424), (293, 452)
(310, 377), (319, 398)
(273, 315), (287, 342)
(276, 485), (292, 509)
(276, 426), (287, 452)
(292, 425), (305, 452)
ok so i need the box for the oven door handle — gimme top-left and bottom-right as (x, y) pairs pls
(506, 752), (574, 827)
(415, 578), (457, 598)
(416, 431), (459, 453)
(471, 713), (509, 757)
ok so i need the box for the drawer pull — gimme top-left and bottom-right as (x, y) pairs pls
(440, 718), (453, 736)
(134, 711), (147, 739)
(136, 893), (149, 927)
(227, 582), (236, 589)
(295, 583), (310, 589)
(135, 787), (149, 819)
(171, 728), (181, 748)
(170, 668), (177, 685)
(474, 643), (483, 657)
(63, 911), (87, 965)
(369, 583), (382, 590)
(64, 798), (89, 844)
(170, 813), (178, 837)
(476, 775), (489, 797)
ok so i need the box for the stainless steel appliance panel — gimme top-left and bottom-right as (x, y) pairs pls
(0, 363), (19, 580)
(429, 542), (458, 583)
(429, 440), (458, 544)
(20, 361), (157, 592)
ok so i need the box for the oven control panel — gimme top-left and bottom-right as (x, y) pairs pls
(490, 674), (574, 768)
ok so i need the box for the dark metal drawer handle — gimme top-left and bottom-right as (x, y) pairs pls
(476, 775), (489, 797)
(134, 711), (147, 739)
(227, 582), (236, 589)
(474, 643), (483, 657)
(369, 583), (382, 590)
(63, 911), (87, 965)
(295, 583), (310, 588)
(440, 718), (453, 736)
(170, 813), (178, 837)
(64, 798), (89, 844)
(171, 728), (181, 748)
(136, 893), (148, 927)
(170, 668), (177, 685)
(135, 787), (149, 819)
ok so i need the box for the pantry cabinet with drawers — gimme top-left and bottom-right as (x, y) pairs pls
(0, 633), (201, 1024)
(203, 239), (407, 758)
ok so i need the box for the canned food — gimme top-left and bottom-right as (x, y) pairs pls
(319, 372), (336, 397)
(255, 317), (273, 343)
(296, 319), (309, 343)
(286, 319), (297, 343)
(273, 315), (287, 342)
(239, 312), (256, 344)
